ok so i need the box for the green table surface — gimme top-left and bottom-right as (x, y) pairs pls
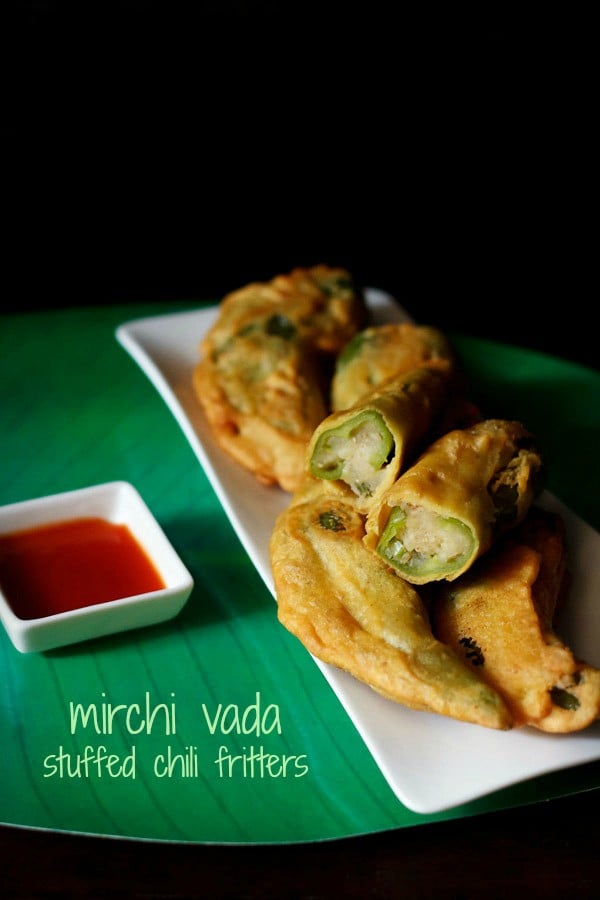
(1, 301), (600, 845)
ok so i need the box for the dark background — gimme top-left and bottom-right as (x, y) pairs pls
(2, 6), (600, 898)
(4, 4), (596, 369)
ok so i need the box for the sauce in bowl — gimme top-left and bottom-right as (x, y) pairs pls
(0, 517), (166, 620)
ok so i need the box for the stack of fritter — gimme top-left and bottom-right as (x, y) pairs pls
(194, 266), (600, 732)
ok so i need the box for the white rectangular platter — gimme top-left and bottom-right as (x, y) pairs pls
(116, 290), (600, 814)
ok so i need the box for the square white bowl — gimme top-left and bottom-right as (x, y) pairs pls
(0, 481), (194, 653)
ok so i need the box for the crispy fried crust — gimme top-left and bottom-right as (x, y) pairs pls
(193, 265), (367, 492)
(193, 336), (327, 491)
(331, 322), (455, 411)
(433, 508), (600, 732)
(364, 419), (544, 583)
(270, 486), (512, 729)
(307, 366), (452, 511)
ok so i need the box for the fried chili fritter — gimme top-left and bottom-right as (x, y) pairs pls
(365, 419), (544, 584)
(331, 322), (455, 411)
(193, 265), (368, 492)
(270, 482), (512, 730)
(433, 508), (600, 732)
(307, 366), (452, 512)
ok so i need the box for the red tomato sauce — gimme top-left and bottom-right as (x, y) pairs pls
(0, 517), (166, 620)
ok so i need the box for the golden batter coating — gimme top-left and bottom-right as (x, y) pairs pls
(200, 265), (367, 362)
(433, 508), (600, 733)
(193, 334), (328, 491)
(331, 322), (455, 411)
(193, 265), (367, 492)
(270, 485), (512, 730)
(365, 419), (544, 584)
(307, 366), (452, 513)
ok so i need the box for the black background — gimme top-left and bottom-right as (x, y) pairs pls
(2, 6), (600, 899)
(4, 4), (596, 369)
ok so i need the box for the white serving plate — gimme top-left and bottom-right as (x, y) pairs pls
(116, 290), (600, 814)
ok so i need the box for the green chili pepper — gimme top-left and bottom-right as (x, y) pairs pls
(550, 687), (581, 711)
(319, 511), (346, 532)
(309, 410), (394, 485)
(376, 506), (475, 580)
(335, 332), (370, 370)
